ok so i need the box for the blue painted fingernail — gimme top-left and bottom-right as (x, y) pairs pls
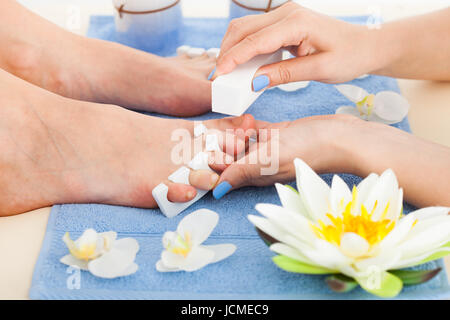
(252, 75), (270, 92)
(213, 181), (232, 200)
(207, 67), (216, 81)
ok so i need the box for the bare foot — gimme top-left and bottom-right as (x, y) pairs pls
(0, 69), (253, 216)
(0, 1), (215, 117)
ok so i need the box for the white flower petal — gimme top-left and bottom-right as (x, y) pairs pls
(269, 243), (316, 265)
(301, 239), (352, 270)
(373, 91), (409, 122)
(294, 158), (330, 220)
(335, 84), (369, 103)
(393, 246), (450, 269)
(277, 81), (310, 92)
(330, 175), (352, 216)
(120, 262), (139, 277)
(366, 112), (399, 124)
(156, 260), (180, 272)
(378, 213), (416, 249)
(355, 249), (401, 272)
(60, 254), (88, 270)
(114, 238), (139, 255)
(202, 244), (236, 263)
(88, 244), (138, 279)
(409, 206), (450, 221)
(275, 183), (308, 216)
(180, 246), (215, 272)
(76, 229), (99, 247)
(248, 214), (288, 243)
(397, 218), (450, 259)
(100, 231), (117, 252)
(255, 203), (316, 243)
(335, 106), (362, 118)
(177, 209), (219, 246)
(356, 173), (379, 206)
(364, 169), (399, 221)
(339, 232), (370, 258)
(161, 250), (186, 269)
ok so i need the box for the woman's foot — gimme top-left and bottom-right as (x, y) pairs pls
(0, 69), (253, 216)
(0, 1), (215, 117)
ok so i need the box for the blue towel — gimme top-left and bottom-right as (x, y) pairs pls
(30, 16), (449, 300)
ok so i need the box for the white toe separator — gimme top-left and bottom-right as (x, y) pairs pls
(176, 45), (191, 56)
(152, 123), (214, 218)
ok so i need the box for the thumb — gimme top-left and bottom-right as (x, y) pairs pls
(212, 156), (262, 200)
(254, 53), (329, 88)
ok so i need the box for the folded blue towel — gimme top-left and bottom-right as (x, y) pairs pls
(29, 16), (449, 300)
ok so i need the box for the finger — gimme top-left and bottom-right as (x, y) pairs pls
(165, 180), (197, 203)
(255, 52), (330, 86)
(207, 150), (235, 172)
(216, 17), (303, 76)
(212, 153), (262, 200)
(188, 169), (219, 191)
(205, 114), (257, 155)
(219, 4), (293, 61)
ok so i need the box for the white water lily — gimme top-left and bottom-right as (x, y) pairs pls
(249, 158), (450, 297)
(60, 229), (139, 279)
(335, 84), (409, 124)
(156, 209), (236, 272)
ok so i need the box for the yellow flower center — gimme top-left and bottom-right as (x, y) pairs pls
(167, 232), (192, 258)
(70, 244), (97, 261)
(356, 94), (375, 116)
(310, 186), (396, 247)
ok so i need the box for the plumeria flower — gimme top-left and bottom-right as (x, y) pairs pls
(335, 84), (410, 124)
(249, 158), (450, 298)
(60, 229), (139, 279)
(156, 209), (236, 272)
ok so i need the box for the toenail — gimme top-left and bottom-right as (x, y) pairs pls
(186, 191), (195, 200)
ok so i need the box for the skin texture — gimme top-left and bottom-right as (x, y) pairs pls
(0, 68), (254, 216)
(215, 2), (450, 85)
(0, 0), (215, 116)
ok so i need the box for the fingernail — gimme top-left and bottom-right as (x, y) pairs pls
(207, 67), (216, 81)
(213, 181), (232, 200)
(252, 75), (270, 92)
(186, 191), (195, 200)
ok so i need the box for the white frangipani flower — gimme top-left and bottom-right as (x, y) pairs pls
(249, 158), (450, 297)
(60, 229), (139, 279)
(335, 84), (409, 124)
(156, 209), (236, 272)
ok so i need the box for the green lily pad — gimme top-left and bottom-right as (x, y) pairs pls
(272, 255), (337, 274)
(357, 271), (403, 298)
(418, 242), (450, 265)
(284, 184), (299, 194)
(325, 274), (359, 293)
(390, 268), (442, 285)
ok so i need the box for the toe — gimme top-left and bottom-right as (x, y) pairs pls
(166, 180), (197, 203)
(189, 169), (219, 190)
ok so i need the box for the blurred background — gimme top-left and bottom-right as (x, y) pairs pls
(18, 0), (450, 35)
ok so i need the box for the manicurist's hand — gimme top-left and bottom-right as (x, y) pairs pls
(215, 2), (375, 87)
(211, 114), (450, 208)
(216, 3), (450, 86)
